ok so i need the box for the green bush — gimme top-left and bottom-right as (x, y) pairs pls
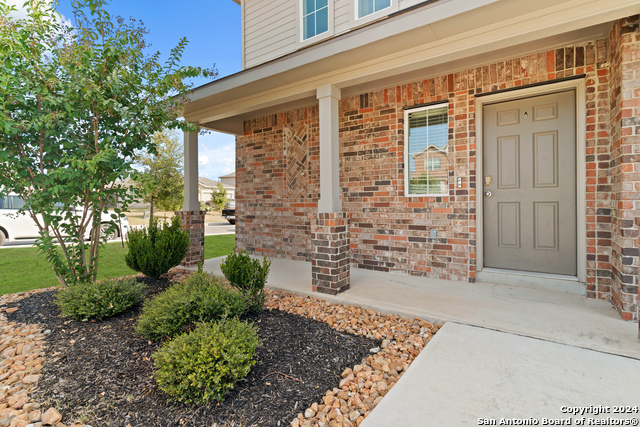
(136, 272), (247, 341)
(220, 250), (271, 312)
(55, 277), (146, 320)
(153, 318), (260, 404)
(125, 216), (189, 279)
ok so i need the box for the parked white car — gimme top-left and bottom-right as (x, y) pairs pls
(0, 193), (129, 246)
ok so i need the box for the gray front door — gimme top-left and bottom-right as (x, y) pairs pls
(483, 90), (576, 276)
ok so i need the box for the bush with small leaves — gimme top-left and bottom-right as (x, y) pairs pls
(136, 272), (247, 341)
(55, 277), (146, 320)
(153, 318), (260, 404)
(125, 215), (189, 279)
(220, 250), (271, 312)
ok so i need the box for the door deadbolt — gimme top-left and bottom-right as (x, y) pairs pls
(484, 191), (492, 197)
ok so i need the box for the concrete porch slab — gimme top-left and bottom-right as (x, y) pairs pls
(361, 322), (640, 426)
(196, 256), (640, 359)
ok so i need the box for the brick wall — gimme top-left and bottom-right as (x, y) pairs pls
(237, 109), (319, 261)
(609, 16), (640, 320)
(235, 18), (639, 317)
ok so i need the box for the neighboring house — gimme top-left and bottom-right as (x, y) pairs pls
(178, 0), (640, 321)
(198, 176), (234, 207)
(219, 171), (236, 192)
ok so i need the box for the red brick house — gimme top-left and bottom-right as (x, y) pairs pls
(178, 0), (640, 321)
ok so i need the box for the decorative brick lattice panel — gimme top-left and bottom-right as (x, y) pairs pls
(285, 124), (309, 200)
(234, 14), (640, 320)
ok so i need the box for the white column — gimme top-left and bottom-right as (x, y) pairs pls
(183, 130), (200, 211)
(317, 84), (342, 213)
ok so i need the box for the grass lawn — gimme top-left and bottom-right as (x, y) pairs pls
(204, 234), (235, 260)
(0, 234), (235, 296)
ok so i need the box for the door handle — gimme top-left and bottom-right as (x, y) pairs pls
(484, 191), (492, 197)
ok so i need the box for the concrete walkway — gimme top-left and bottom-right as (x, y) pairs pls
(196, 256), (640, 425)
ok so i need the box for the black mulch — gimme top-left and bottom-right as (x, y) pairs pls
(4, 277), (380, 427)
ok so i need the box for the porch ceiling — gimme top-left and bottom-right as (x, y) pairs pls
(184, 0), (640, 135)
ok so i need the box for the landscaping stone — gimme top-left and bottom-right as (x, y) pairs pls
(40, 408), (61, 426)
(2, 273), (441, 427)
(263, 290), (440, 427)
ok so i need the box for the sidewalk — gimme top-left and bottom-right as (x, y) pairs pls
(196, 256), (640, 358)
(196, 256), (640, 425)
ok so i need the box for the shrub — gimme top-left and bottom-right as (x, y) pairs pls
(220, 250), (271, 312)
(153, 318), (260, 404)
(136, 272), (246, 341)
(55, 277), (146, 320)
(125, 215), (189, 279)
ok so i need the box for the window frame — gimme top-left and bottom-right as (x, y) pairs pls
(404, 102), (450, 198)
(298, 0), (334, 46)
(352, 0), (398, 26)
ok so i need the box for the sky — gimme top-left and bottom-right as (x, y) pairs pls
(9, 0), (242, 181)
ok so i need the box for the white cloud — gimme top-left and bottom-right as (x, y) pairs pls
(197, 132), (236, 181)
(198, 155), (210, 165)
(5, 0), (72, 30)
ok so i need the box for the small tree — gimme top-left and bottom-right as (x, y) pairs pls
(134, 130), (184, 221)
(0, 0), (215, 286)
(209, 182), (229, 211)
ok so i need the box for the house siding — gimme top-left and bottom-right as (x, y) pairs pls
(236, 17), (640, 320)
(243, 0), (297, 69)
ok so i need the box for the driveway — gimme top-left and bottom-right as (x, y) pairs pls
(205, 221), (235, 236)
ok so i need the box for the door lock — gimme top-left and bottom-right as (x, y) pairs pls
(484, 191), (492, 197)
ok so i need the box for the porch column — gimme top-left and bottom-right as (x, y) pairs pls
(317, 84), (342, 213)
(311, 84), (350, 295)
(177, 130), (205, 267)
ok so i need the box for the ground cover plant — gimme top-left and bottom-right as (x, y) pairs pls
(55, 277), (146, 320)
(3, 279), (379, 427)
(153, 318), (261, 404)
(136, 272), (247, 340)
(0, 234), (235, 295)
(125, 216), (189, 279)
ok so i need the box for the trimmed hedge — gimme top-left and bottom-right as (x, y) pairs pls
(125, 216), (189, 279)
(55, 277), (145, 320)
(153, 318), (260, 404)
(136, 272), (246, 341)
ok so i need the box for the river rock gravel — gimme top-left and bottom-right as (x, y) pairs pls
(1, 271), (441, 427)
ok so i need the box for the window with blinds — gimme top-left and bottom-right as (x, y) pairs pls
(404, 104), (449, 196)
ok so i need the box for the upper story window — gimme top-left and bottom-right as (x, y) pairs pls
(357, 0), (391, 19)
(302, 0), (329, 40)
(405, 103), (450, 196)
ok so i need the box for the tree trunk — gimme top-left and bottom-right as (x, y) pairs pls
(149, 196), (155, 225)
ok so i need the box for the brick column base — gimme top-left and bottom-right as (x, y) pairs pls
(176, 210), (205, 267)
(637, 217), (640, 340)
(310, 212), (350, 295)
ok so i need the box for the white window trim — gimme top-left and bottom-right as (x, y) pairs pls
(297, 0), (335, 48)
(404, 102), (450, 198)
(351, 0), (398, 28)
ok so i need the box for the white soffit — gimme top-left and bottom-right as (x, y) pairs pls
(187, 0), (640, 132)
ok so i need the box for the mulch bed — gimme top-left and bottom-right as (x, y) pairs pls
(4, 277), (380, 427)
